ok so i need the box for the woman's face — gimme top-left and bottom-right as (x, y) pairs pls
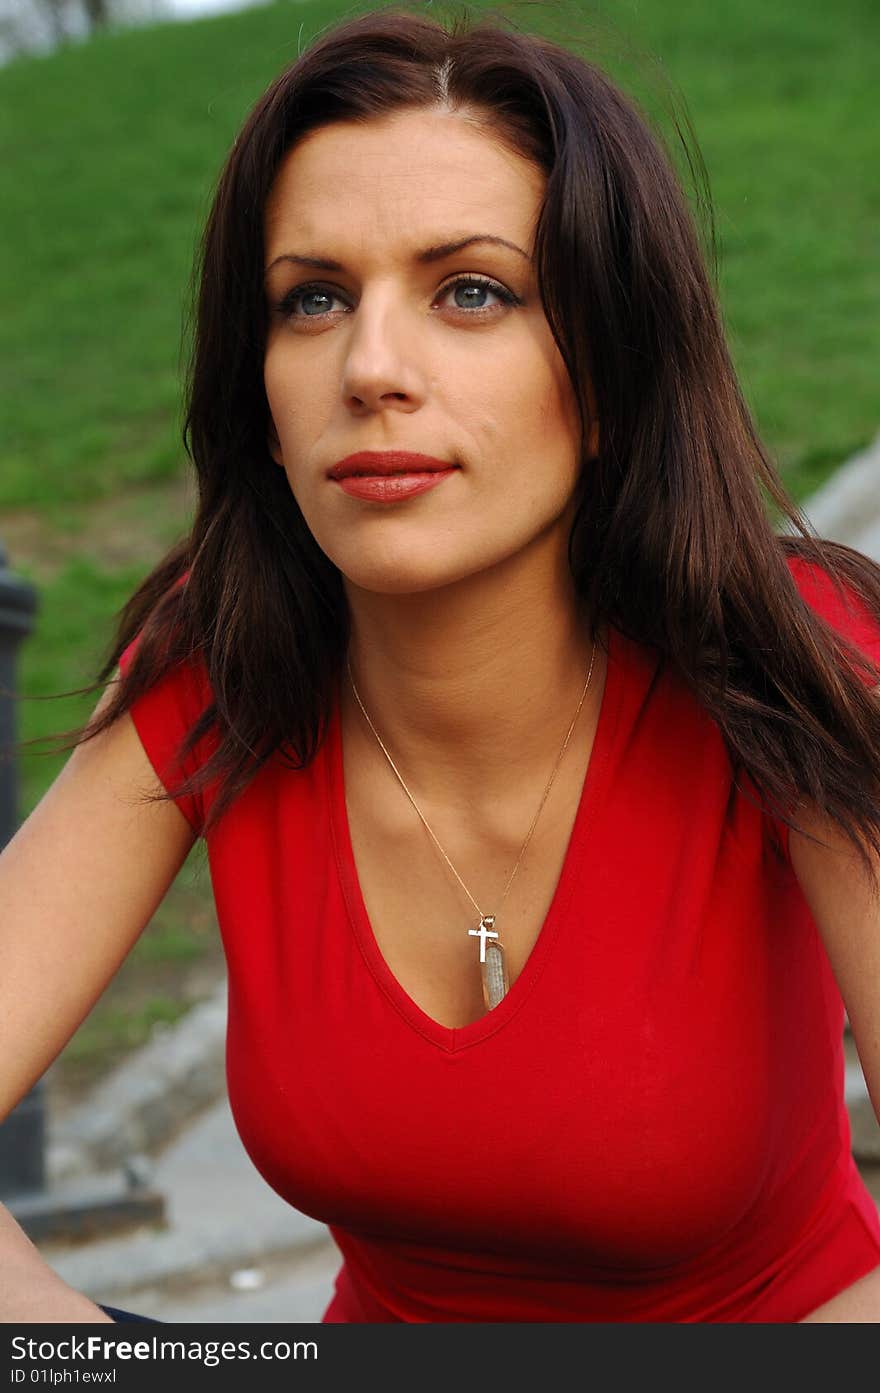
(263, 106), (594, 597)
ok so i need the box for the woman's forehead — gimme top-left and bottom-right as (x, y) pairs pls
(263, 110), (544, 262)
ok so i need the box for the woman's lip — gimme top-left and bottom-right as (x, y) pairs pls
(332, 469), (458, 502)
(328, 451), (455, 478)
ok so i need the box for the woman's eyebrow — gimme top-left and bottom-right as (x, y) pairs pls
(264, 233), (531, 276)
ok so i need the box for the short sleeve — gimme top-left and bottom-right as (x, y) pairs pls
(772, 554), (880, 861)
(118, 632), (216, 837)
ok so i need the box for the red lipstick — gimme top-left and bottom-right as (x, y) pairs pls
(328, 451), (459, 503)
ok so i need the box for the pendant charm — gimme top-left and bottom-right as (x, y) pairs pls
(481, 939), (510, 1011)
(468, 915), (509, 1011)
(468, 914), (499, 963)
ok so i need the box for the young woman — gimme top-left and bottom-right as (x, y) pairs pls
(2, 3), (880, 1323)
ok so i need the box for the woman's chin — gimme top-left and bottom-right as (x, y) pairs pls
(337, 554), (489, 599)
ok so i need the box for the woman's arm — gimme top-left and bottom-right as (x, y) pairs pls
(0, 1205), (113, 1323)
(0, 677), (196, 1318)
(799, 1263), (880, 1322)
(789, 799), (880, 1323)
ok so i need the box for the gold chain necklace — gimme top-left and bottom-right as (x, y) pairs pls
(346, 640), (597, 1012)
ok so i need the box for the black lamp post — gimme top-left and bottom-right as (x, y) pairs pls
(0, 541), (44, 1199)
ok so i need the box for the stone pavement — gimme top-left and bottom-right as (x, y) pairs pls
(15, 430), (880, 1322)
(41, 1098), (341, 1323)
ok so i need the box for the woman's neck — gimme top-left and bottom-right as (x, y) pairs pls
(341, 547), (607, 813)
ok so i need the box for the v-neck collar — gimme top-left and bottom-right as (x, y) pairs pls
(327, 626), (624, 1054)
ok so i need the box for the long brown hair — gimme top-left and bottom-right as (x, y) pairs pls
(29, 1), (880, 881)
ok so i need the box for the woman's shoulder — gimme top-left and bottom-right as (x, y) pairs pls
(115, 581), (217, 836)
(116, 569), (213, 716)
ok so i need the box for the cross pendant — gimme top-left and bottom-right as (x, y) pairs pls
(468, 914), (499, 964)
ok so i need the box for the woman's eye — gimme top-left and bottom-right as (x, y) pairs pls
(275, 282), (346, 318)
(437, 274), (517, 313)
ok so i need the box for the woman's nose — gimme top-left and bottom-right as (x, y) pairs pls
(340, 290), (426, 412)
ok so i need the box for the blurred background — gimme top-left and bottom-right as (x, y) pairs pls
(0, 0), (268, 65)
(0, 0), (878, 1129)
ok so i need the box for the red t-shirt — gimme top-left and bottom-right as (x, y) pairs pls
(118, 556), (880, 1321)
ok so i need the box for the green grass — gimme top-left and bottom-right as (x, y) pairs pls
(610, 0), (880, 486)
(1, 0), (878, 1090)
